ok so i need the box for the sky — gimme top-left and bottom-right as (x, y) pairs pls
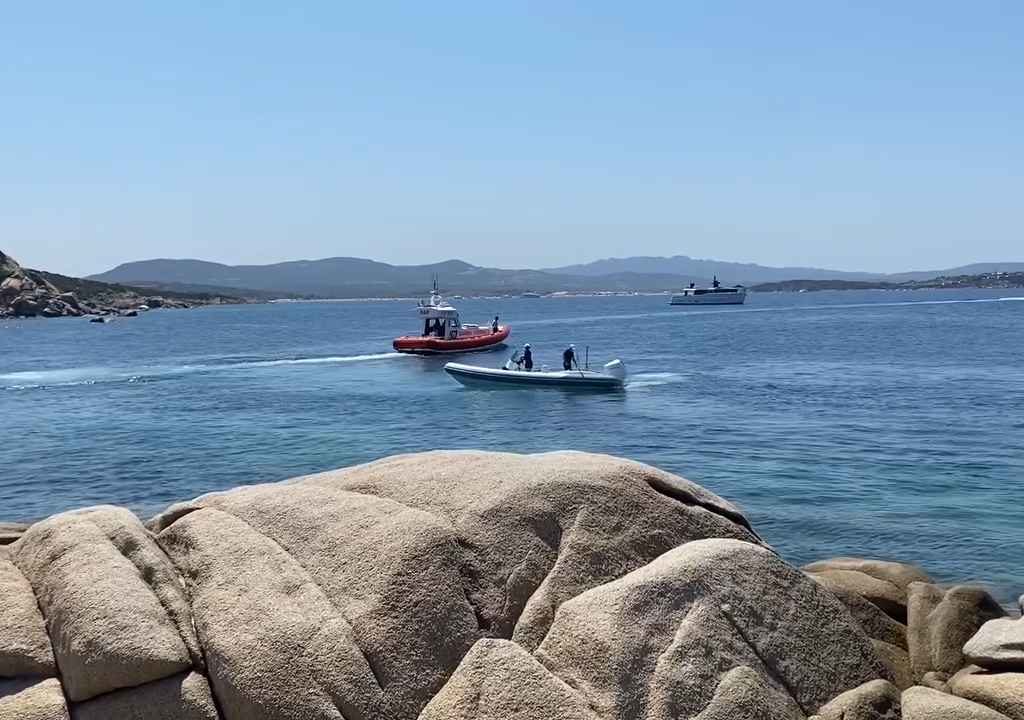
(2, 2), (1021, 276)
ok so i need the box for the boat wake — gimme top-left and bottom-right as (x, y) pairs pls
(627, 372), (685, 389)
(0, 352), (405, 391)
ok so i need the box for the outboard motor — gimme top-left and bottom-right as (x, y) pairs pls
(603, 359), (627, 381)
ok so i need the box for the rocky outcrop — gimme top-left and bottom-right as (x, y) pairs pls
(0, 524), (26, 546)
(949, 666), (1024, 720)
(1, 250), (241, 319)
(419, 639), (596, 720)
(808, 571), (909, 649)
(0, 252), (76, 318)
(907, 583), (1006, 680)
(804, 558), (931, 625)
(0, 251), (111, 318)
(9, 507), (201, 702)
(0, 547), (55, 679)
(530, 539), (887, 718)
(920, 671), (951, 692)
(902, 685), (1012, 719)
(964, 617), (1024, 671)
(69, 671), (219, 720)
(872, 639), (914, 690)
(811, 679), (901, 720)
(0, 678), (68, 720)
(0, 450), (1017, 718)
(149, 451), (764, 720)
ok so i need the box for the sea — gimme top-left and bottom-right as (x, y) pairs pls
(1, 289), (1022, 603)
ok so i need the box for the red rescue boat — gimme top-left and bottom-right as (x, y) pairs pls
(393, 281), (510, 355)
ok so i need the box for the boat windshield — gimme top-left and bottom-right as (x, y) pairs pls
(422, 318), (448, 336)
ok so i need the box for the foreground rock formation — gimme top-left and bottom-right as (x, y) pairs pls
(0, 451), (1019, 719)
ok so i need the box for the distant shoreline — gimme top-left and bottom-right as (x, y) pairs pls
(264, 285), (1024, 303)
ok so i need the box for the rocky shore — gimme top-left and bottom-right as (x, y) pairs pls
(0, 451), (1020, 719)
(1, 251), (245, 319)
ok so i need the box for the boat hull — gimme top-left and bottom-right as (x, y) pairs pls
(669, 290), (746, 305)
(393, 326), (511, 354)
(444, 362), (624, 390)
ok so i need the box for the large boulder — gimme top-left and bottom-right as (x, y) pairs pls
(418, 639), (596, 720)
(808, 572), (908, 648)
(56, 292), (80, 310)
(10, 506), (200, 701)
(529, 539), (888, 718)
(907, 583), (1006, 679)
(688, 665), (803, 720)
(804, 558), (932, 592)
(871, 639), (913, 690)
(158, 507), (384, 720)
(812, 679), (901, 720)
(964, 617), (1024, 671)
(950, 666), (1024, 720)
(803, 562), (915, 623)
(69, 671), (219, 720)
(0, 523), (27, 546)
(151, 451), (761, 720)
(920, 671), (951, 692)
(0, 678), (68, 720)
(10, 295), (45, 317)
(0, 548), (55, 678)
(903, 685), (1012, 719)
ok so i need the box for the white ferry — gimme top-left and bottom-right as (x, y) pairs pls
(670, 277), (746, 305)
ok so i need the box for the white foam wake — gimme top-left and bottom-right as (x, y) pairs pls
(0, 352), (405, 390)
(627, 372), (685, 389)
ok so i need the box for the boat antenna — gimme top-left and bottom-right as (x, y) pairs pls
(585, 345), (590, 370)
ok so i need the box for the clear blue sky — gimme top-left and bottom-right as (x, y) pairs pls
(2, 2), (1021, 276)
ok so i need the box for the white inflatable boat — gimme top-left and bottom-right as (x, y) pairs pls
(444, 359), (626, 390)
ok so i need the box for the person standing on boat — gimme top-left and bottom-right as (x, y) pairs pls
(492, 315), (500, 333)
(562, 344), (576, 371)
(522, 343), (533, 371)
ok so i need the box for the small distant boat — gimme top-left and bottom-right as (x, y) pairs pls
(670, 276), (746, 305)
(444, 358), (626, 390)
(393, 279), (510, 355)
(520, 292), (542, 298)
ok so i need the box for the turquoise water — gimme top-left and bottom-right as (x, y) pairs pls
(2, 289), (1022, 602)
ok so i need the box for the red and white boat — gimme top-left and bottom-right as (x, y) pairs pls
(392, 282), (510, 355)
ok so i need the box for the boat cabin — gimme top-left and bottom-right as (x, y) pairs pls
(418, 295), (461, 339)
(678, 286), (741, 297)
(679, 276), (743, 296)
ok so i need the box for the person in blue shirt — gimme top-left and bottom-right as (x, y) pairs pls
(492, 315), (500, 333)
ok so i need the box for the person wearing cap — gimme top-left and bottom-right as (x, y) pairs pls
(522, 343), (533, 371)
(562, 344), (576, 371)
(492, 315), (500, 333)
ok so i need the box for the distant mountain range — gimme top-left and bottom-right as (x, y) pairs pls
(89, 256), (1024, 299)
(89, 257), (704, 298)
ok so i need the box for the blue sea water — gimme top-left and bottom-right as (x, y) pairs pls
(1, 289), (1022, 602)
